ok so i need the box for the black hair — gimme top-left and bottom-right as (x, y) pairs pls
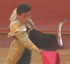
(17, 2), (31, 15)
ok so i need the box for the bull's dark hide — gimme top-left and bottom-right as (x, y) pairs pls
(29, 29), (60, 51)
(17, 29), (60, 64)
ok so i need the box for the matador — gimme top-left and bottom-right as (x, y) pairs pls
(4, 3), (41, 64)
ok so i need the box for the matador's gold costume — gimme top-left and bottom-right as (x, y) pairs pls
(4, 8), (41, 64)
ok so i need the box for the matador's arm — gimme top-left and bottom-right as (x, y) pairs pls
(14, 31), (41, 54)
(9, 21), (41, 54)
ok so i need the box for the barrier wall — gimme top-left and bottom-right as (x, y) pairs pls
(0, 0), (70, 48)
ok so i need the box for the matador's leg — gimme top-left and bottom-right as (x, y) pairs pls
(4, 39), (24, 64)
(17, 48), (31, 64)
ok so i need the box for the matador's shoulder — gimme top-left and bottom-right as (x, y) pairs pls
(9, 20), (27, 37)
(10, 20), (20, 28)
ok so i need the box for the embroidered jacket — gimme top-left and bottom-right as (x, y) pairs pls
(4, 9), (40, 64)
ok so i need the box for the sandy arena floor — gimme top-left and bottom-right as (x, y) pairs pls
(0, 48), (70, 64)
